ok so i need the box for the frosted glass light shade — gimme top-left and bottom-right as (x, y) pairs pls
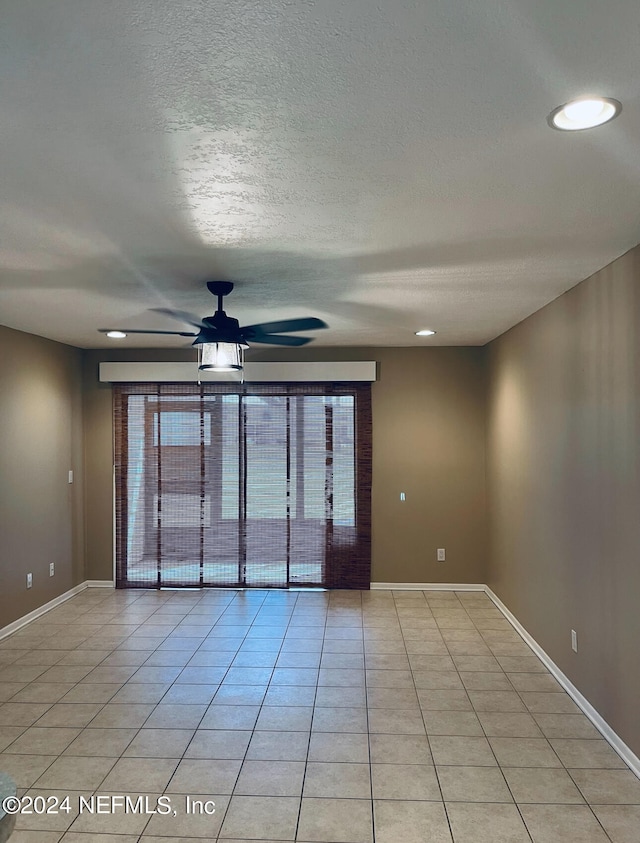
(198, 342), (246, 371)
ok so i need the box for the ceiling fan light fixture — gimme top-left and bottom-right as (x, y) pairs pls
(106, 330), (127, 339)
(198, 341), (248, 372)
(547, 96), (621, 131)
(415, 329), (436, 336)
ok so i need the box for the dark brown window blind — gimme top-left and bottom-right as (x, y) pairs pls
(114, 382), (372, 590)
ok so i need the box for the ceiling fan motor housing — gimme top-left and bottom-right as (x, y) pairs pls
(194, 310), (246, 344)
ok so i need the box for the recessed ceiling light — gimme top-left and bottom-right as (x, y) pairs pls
(547, 97), (621, 131)
(106, 330), (127, 339)
(415, 329), (436, 336)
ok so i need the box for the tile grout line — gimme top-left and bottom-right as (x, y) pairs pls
(294, 590), (330, 842)
(360, 589), (375, 843)
(457, 592), (536, 843)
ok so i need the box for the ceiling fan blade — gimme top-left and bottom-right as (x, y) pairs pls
(98, 328), (198, 336)
(249, 334), (313, 346)
(150, 307), (207, 329)
(242, 317), (327, 335)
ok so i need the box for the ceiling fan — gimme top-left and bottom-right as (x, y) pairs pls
(99, 280), (328, 371)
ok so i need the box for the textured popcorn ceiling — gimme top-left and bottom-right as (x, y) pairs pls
(1, 0), (640, 348)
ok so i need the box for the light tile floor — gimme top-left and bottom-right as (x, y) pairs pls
(0, 588), (639, 842)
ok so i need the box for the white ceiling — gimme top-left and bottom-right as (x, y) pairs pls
(1, 0), (639, 349)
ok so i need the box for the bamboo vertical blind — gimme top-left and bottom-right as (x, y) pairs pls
(114, 382), (372, 589)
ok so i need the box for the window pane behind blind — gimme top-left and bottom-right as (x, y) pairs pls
(114, 382), (372, 589)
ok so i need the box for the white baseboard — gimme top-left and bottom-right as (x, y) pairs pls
(0, 580), (116, 641)
(371, 582), (486, 591)
(0, 581), (89, 641)
(485, 586), (640, 780)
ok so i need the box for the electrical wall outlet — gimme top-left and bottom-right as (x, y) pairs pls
(437, 548), (446, 562)
(571, 629), (578, 652)
(400, 492), (406, 501)
(26, 572), (33, 589)
(49, 562), (55, 577)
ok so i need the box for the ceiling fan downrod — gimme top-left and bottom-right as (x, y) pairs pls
(207, 280), (234, 314)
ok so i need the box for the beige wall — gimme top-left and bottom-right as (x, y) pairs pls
(0, 325), (84, 628)
(486, 245), (640, 757)
(83, 345), (488, 585)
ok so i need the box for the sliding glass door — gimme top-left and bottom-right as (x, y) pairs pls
(114, 383), (371, 589)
